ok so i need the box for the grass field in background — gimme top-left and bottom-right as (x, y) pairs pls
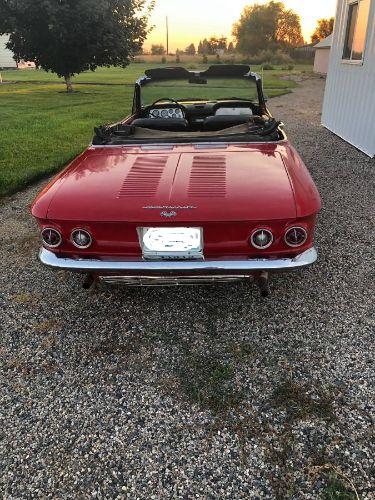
(0, 62), (311, 197)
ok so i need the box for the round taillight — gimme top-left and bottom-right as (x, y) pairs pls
(42, 228), (62, 248)
(251, 229), (274, 250)
(71, 229), (92, 249)
(285, 227), (308, 247)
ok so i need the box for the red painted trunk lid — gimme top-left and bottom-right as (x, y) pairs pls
(46, 150), (296, 222)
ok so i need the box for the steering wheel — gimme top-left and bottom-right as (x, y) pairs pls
(149, 98), (186, 116)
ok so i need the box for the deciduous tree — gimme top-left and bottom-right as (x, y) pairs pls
(0, 0), (154, 92)
(185, 43), (196, 55)
(227, 42), (235, 53)
(233, 1), (304, 55)
(151, 44), (166, 55)
(311, 18), (334, 44)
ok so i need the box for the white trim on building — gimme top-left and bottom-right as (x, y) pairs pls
(322, 0), (375, 158)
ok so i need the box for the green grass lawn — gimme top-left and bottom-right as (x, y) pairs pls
(0, 63), (308, 197)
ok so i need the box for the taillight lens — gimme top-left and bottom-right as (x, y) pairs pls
(251, 229), (274, 249)
(285, 227), (308, 247)
(42, 228), (62, 248)
(71, 229), (92, 249)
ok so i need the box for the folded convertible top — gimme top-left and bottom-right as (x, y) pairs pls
(144, 65), (251, 81)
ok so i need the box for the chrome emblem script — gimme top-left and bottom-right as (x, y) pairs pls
(143, 205), (197, 219)
(160, 211), (177, 218)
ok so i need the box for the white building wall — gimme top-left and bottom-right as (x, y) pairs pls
(0, 35), (17, 68)
(322, 0), (375, 157)
(314, 48), (331, 74)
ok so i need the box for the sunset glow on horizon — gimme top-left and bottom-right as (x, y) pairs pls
(145, 0), (337, 51)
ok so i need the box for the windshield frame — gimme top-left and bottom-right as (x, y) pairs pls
(132, 65), (267, 114)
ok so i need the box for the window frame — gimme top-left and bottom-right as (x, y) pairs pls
(342, 0), (370, 64)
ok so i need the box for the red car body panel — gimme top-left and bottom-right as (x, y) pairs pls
(32, 140), (321, 261)
(32, 141), (320, 220)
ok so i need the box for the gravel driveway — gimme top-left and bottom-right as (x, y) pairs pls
(1, 77), (374, 499)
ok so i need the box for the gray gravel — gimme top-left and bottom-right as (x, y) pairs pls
(1, 77), (374, 499)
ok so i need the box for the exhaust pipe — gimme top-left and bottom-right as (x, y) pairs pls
(256, 271), (270, 297)
(82, 274), (95, 290)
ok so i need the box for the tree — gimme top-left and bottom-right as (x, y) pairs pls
(0, 0), (154, 93)
(151, 44), (166, 55)
(233, 1), (304, 55)
(185, 43), (196, 55)
(276, 8), (305, 48)
(198, 38), (210, 55)
(227, 42), (235, 53)
(311, 18), (334, 44)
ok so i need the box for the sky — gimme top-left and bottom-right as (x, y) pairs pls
(145, 0), (337, 51)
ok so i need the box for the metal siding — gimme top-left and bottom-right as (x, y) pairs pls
(322, 0), (375, 157)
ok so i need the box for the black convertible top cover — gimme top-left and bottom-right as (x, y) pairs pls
(144, 67), (191, 80)
(144, 65), (251, 81)
(201, 65), (251, 77)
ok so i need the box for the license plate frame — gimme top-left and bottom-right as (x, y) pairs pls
(138, 227), (204, 261)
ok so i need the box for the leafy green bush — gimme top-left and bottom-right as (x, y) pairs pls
(254, 49), (294, 65)
(281, 63), (295, 71)
(262, 63), (275, 70)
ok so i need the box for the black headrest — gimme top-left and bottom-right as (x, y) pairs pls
(132, 118), (189, 131)
(202, 115), (250, 132)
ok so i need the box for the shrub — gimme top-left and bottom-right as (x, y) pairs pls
(254, 48), (294, 65)
(161, 56), (167, 64)
(262, 63), (275, 70)
(202, 54), (208, 64)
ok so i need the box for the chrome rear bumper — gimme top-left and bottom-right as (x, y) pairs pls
(39, 247), (317, 277)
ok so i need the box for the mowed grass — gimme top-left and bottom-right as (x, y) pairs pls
(0, 83), (134, 197)
(0, 63), (307, 197)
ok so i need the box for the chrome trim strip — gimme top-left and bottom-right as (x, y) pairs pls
(39, 247), (318, 273)
(89, 140), (287, 149)
(99, 275), (249, 286)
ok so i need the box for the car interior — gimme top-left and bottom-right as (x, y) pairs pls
(93, 66), (284, 145)
(131, 98), (258, 132)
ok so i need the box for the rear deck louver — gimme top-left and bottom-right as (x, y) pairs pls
(188, 155), (227, 197)
(118, 156), (168, 197)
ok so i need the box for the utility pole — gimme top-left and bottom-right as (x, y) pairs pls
(166, 16), (169, 55)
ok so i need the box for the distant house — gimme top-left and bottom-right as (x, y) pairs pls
(0, 35), (17, 69)
(17, 60), (36, 69)
(313, 34), (333, 74)
(322, 0), (375, 157)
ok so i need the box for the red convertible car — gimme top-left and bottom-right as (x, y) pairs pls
(32, 65), (321, 296)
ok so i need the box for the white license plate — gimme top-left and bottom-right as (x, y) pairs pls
(138, 227), (203, 260)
